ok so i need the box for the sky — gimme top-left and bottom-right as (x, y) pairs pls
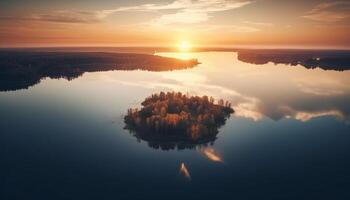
(0, 0), (350, 48)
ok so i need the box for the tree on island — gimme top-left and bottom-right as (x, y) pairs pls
(124, 92), (234, 145)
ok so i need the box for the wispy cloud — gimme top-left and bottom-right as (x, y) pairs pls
(0, 0), (251, 25)
(103, 0), (251, 13)
(0, 11), (102, 24)
(150, 10), (210, 25)
(243, 21), (273, 27)
(103, 0), (252, 25)
(194, 24), (260, 32)
(302, 1), (350, 23)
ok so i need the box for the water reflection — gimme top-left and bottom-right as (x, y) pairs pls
(1, 50), (349, 199)
(128, 132), (217, 151)
(151, 52), (350, 122)
(0, 51), (198, 91)
(200, 147), (223, 163)
(2, 50), (349, 123)
(179, 163), (191, 180)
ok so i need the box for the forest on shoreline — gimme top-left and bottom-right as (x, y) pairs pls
(0, 51), (199, 91)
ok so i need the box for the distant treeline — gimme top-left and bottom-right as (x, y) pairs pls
(124, 92), (234, 150)
(237, 49), (350, 71)
(0, 51), (199, 91)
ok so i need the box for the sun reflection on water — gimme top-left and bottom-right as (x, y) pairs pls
(157, 52), (197, 60)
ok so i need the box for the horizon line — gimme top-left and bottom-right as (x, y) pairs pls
(1, 44), (350, 51)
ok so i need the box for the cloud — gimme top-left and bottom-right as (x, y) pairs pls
(150, 10), (210, 25)
(194, 24), (260, 32)
(103, 0), (252, 25)
(0, 11), (102, 24)
(243, 21), (273, 27)
(302, 1), (350, 23)
(103, 0), (251, 13)
(101, 0), (187, 14)
(294, 110), (344, 122)
(0, 0), (251, 25)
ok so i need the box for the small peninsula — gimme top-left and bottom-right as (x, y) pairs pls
(124, 92), (234, 146)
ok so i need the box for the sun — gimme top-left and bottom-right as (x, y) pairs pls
(178, 41), (191, 52)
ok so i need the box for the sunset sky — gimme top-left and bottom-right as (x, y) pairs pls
(1, 0), (350, 48)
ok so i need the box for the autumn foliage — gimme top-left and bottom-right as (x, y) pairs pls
(124, 92), (234, 142)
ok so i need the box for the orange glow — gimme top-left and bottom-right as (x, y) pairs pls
(200, 147), (223, 162)
(178, 41), (191, 52)
(179, 162), (191, 180)
(157, 52), (197, 60)
(1, 1), (349, 49)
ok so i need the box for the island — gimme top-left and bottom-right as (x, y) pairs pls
(124, 92), (234, 150)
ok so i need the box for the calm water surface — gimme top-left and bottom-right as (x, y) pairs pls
(1, 52), (350, 199)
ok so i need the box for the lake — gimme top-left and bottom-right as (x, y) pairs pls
(1, 50), (350, 199)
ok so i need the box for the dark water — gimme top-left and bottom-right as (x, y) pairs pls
(1, 51), (350, 199)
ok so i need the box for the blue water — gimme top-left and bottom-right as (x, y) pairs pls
(1, 52), (350, 199)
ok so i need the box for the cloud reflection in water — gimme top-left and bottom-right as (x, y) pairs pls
(200, 147), (223, 163)
(153, 52), (350, 122)
(38, 51), (349, 123)
(179, 163), (191, 181)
